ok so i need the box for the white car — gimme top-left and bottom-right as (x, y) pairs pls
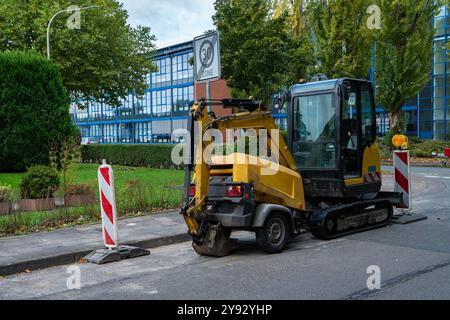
(81, 138), (99, 145)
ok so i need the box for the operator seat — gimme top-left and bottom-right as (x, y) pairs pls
(341, 119), (359, 176)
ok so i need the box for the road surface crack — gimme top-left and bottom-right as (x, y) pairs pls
(342, 259), (450, 300)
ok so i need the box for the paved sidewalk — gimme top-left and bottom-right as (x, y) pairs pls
(0, 211), (189, 277)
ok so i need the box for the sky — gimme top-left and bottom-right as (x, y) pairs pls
(120, 0), (216, 49)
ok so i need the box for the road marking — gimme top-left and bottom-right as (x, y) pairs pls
(424, 176), (440, 179)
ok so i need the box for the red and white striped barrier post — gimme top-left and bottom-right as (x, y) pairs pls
(85, 160), (150, 265)
(98, 160), (119, 249)
(394, 150), (412, 210)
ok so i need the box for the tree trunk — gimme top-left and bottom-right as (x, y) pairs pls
(389, 110), (403, 133)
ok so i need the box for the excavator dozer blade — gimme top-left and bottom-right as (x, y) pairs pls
(192, 224), (234, 257)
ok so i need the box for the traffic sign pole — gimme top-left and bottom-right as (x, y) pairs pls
(206, 81), (211, 112)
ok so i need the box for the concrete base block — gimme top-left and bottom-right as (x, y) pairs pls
(392, 213), (428, 225)
(85, 245), (150, 265)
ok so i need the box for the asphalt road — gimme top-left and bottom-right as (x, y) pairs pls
(1, 166), (450, 300)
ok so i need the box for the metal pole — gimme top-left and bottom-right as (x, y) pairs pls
(46, 6), (99, 60)
(370, 42), (375, 83)
(47, 10), (65, 60)
(206, 81), (211, 112)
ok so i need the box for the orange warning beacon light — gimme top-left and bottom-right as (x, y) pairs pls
(392, 134), (409, 150)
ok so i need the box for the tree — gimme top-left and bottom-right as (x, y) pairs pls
(0, 51), (78, 172)
(273, 0), (313, 84)
(273, 0), (307, 36)
(373, 0), (443, 132)
(213, 0), (311, 103)
(0, 0), (156, 107)
(307, 0), (372, 79)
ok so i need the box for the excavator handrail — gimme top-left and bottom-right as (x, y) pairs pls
(202, 111), (272, 134)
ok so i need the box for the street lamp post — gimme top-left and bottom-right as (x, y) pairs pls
(46, 6), (99, 60)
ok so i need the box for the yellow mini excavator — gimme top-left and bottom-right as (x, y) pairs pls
(180, 78), (403, 257)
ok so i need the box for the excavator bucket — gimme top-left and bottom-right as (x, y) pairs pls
(192, 224), (234, 257)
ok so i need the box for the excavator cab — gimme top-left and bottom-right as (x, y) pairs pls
(286, 78), (381, 200)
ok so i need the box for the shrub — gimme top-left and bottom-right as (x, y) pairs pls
(65, 184), (94, 196)
(383, 129), (397, 153)
(80, 144), (177, 168)
(408, 136), (422, 145)
(20, 166), (60, 199)
(0, 185), (13, 203)
(0, 51), (78, 172)
(410, 140), (450, 158)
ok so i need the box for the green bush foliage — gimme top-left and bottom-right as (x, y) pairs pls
(0, 51), (78, 172)
(383, 129), (396, 153)
(0, 184), (13, 203)
(80, 144), (177, 168)
(20, 166), (60, 199)
(409, 140), (450, 158)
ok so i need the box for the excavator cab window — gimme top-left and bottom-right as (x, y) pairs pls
(340, 80), (377, 179)
(292, 93), (337, 169)
(341, 82), (360, 177)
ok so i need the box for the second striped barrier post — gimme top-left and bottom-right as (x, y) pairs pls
(391, 135), (427, 225)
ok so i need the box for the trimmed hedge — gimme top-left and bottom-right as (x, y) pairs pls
(81, 144), (178, 168)
(0, 51), (78, 172)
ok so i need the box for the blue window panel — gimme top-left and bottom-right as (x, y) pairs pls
(172, 52), (194, 85)
(134, 121), (152, 144)
(118, 123), (133, 143)
(152, 57), (172, 88)
(135, 91), (151, 117)
(173, 85), (194, 115)
(152, 88), (172, 117)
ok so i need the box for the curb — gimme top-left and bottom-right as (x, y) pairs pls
(0, 232), (190, 277)
(382, 161), (446, 168)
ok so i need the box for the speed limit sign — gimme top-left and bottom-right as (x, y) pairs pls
(193, 31), (221, 83)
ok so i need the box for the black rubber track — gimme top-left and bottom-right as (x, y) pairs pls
(310, 200), (394, 240)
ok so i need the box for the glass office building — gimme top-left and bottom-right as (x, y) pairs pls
(272, 5), (450, 140)
(432, 5), (450, 140)
(72, 41), (195, 144)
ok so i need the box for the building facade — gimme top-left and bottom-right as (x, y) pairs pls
(72, 41), (231, 144)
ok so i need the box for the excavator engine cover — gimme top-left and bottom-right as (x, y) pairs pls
(192, 223), (233, 257)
